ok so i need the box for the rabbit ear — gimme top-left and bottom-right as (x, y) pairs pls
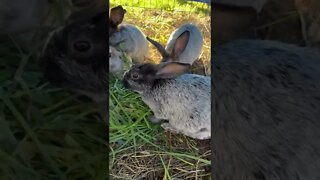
(146, 37), (169, 59)
(155, 62), (190, 79)
(110, 5), (126, 26)
(171, 31), (190, 60)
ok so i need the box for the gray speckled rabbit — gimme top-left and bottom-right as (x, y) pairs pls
(123, 62), (211, 140)
(213, 39), (320, 179)
(109, 5), (149, 64)
(146, 23), (203, 65)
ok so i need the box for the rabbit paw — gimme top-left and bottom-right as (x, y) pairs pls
(150, 116), (168, 124)
(161, 123), (179, 134)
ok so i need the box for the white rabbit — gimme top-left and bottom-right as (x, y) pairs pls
(109, 5), (149, 64)
(146, 23), (203, 65)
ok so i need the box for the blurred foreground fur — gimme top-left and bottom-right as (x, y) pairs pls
(41, 1), (108, 123)
(213, 39), (320, 179)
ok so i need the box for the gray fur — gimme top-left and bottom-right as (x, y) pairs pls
(109, 45), (124, 75)
(123, 63), (211, 140)
(41, 7), (108, 123)
(109, 6), (149, 63)
(213, 39), (320, 179)
(143, 74), (211, 139)
(109, 24), (149, 63)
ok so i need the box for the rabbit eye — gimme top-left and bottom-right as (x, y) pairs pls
(109, 52), (112, 58)
(131, 72), (139, 79)
(73, 41), (91, 52)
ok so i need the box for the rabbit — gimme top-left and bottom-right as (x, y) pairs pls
(122, 61), (211, 140)
(41, 7), (108, 123)
(109, 5), (149, 64)
(109, 45), (124, 75)
(146, 23), (204, 65)
(212, 39), (320, 180)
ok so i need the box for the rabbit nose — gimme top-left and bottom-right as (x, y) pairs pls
(43, 60), (64, 83)
(122, 79), (130, 88)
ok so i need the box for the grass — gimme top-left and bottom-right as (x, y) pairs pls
(109, 1), (211, 179)
(111, 1), (211, 74)
(111, 0), (211, 15)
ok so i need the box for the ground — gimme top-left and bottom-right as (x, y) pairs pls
(109, 1), (212, 179)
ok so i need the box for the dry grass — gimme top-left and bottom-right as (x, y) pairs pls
(109, 3), (211, 180)
(121, 7), (211, 75)
(110, 137), (211, 179)
(109, 75), (211, 179)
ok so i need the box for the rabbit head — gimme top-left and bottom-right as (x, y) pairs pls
(41, 7), (107, 102)
(146, 23), (203, 65)
(123, 62), (190, 93)
(109, 5), (126, 37)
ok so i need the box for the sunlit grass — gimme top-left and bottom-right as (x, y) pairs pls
(109, 1), (211, 179)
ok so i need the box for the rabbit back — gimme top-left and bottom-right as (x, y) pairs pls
(165, 23), (204, 64)
(109, 24), (149, 63)
(212, 39), (320, 179)
(142, 74), (211, 139)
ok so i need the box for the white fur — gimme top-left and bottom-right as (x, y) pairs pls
(109, 46), (124, 75)
(109, 24), (149, 64)
(165, 23), (203, 65)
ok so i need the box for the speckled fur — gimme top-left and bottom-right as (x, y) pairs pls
(212, 39), (320, 180)
(123, 64), (211, 140)
(144, 74), (211, 139)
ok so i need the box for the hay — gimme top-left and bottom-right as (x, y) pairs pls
(109, 4), (211, 179)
